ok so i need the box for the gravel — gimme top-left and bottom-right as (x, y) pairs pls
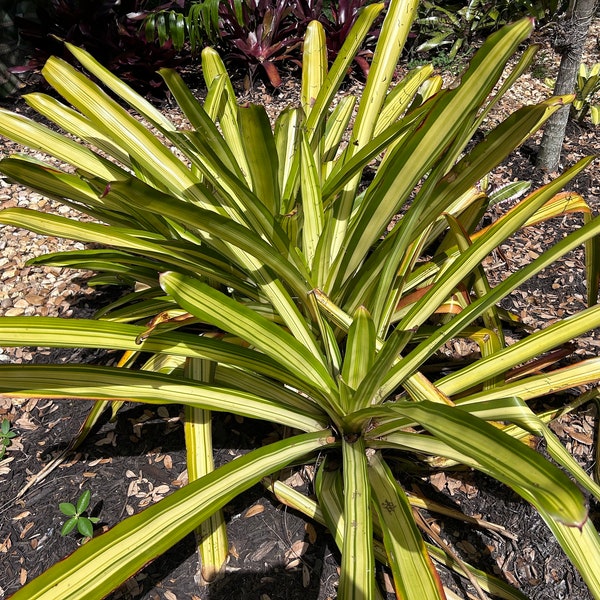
(0, 183), (97, 321)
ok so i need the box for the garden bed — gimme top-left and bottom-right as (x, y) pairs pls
(0, 19), (599, 600)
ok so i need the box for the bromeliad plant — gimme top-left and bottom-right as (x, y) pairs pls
(1, 1), (600, 598)
(545, 63), (600, 125)
(569, 62), (600, 125)
(142, 0), (303, 85)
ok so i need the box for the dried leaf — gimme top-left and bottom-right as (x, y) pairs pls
(564, 425), (593, 445)
(302, 563), (310, 587)
(382, 571), (395, 594)
(230, 544), (239, 559)
(172, 469), (188, 487)
(0, 535), (12, 552)
(15, 413), (36, 431)
(245, 504), (265, 518)
(285, 540), (309, 561)
(12, 511), (31, 520)
(19, 522), (34, 539)
(305, 522), (317, 544)
(88, 458), (112, 467)
(284, 471), (305, 488)
(429, 471), (447, 492)
(250, 540), (277, 562)
(286, 557), (301, 569)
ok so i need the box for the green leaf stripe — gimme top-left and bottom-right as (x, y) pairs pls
(393, 401), (587, 526)
(0, 364), (327, 431)
(10, 431), (334, 600)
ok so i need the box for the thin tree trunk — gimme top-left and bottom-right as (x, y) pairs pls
(537, 0), (597, 172)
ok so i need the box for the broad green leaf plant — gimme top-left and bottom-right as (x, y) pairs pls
(0, 1), (599, 598)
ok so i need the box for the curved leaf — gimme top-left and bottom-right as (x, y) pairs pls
(0, 109), (125, 180)
(381, 164), (599, 396)
(0, 364), (328, 432)
(392, 401), (587, 526)
(541, 514), (600, 598)
(160, 272), (337, 399)
(0, 317), (314, 389)
(9, 431), (334, 600)
(330, 18), (535, 290)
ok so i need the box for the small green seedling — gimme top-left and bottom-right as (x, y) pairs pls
(59, 490), (100, 538)
(0, 418), (17, 460)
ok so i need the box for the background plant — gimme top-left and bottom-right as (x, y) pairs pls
(409, 0), (568, 61)
(0, 1), (600, 599)
(14, 0), (185, 94)
(11, 0), (572, 94)
(140, 0), (380, 85)
(570, 62), (599, 124)
(544, 62), (600, 124)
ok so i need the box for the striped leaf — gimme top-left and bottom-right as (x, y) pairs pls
(0, 364), (327, 432)
(381, 162), (599, 396)
(338, 437), (375, 600)
(0, 317), (312, 390)
(341, 307), (376, 397)
(330, 18), (535, 290)
(41, 57), (208, 204)
(368, 452), (446, 600)
(304, 4), (384, 140)
(238, 104), (280, 215)
(300, 128), (324, 268)
(0, 109), (125, 180)
(541, 514), (600, 598)
(200, 47), (250, 182)
(160, 272), (337, 398)
(302, 20), (328, 118)
(184, 358), (228, 583)
(9, 431), (334, 600)
(327, 0), (420, 262)
(391, 401), (587, 526)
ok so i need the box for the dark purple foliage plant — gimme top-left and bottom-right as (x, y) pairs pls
(15, 0), (186, 94)
(141, 0), (381, 86)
